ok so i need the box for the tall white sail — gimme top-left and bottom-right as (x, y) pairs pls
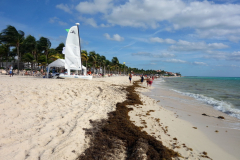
(64, 26), (82, 71)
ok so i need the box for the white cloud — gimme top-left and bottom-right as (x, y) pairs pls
(58, 21), (68, 26)
(58, 0), (240, 41)
(132, 52), (175, 58)
(78, 16), (98, 27)
(104, 33), (124, 41)
(103, 0), (240, 40)
(216, 64), (240, 68)
(76, 0), (113, 14)
(168, 1), (240, 41)
(85, 18), (98, 28)
(49, 17), (68, 26)
(170, 40), (228, 52)
(132, 52), (151, 56)
(105, 0), (185, 28)
(49, 17), (58, 23)
(56, 4), (73, 14)
(203, 50), (240, 61)
(154, 53), (175, 58)
(230, 64), (240, 68)
(100, 23), (112, 27)
(150, 37), (176, 44)
(192, 61), (207, 66)
(228, 51), (240, 61)
(163, 59), (187, 63)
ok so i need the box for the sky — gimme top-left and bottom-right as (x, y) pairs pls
(0, 0), (240, 77)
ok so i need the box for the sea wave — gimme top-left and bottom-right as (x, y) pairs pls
(171, 89), (240, 119)
(154, 78), (165, 84)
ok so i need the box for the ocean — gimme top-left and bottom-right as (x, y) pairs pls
(153, 77), (240, 119)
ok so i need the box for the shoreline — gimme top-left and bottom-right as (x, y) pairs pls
(0, 75), (239, 159)
(141, 78), (240, 159)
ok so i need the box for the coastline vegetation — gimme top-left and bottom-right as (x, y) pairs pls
(0, 25), (178, 76)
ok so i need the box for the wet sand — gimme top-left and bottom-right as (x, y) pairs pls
(142, 79), (240, 159)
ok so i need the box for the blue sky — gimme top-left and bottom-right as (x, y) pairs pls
(1, 0), (240, 77)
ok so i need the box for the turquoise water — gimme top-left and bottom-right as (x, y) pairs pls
(155, 77), (240, 119)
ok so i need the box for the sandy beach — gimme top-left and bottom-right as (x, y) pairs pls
(0, 75), (239, 160)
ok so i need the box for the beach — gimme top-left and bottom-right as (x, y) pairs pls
(0, 75), (239, 160)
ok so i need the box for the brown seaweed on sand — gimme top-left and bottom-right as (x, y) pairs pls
(217, 116), (225, 119)
(77, 81), (180, 160)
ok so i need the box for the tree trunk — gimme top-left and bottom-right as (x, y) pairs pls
(17, 44), (20, 74)
(31, 62), (33, 74)
(104, 65), (105, 75)
(1, 57), (3, 68)
(46, 50), (48, 66)
(6, 48), (9, 73)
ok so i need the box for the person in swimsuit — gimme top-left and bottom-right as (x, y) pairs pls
(129, 73), (132, 83)
(9, 65), (13, 77)
(141, 75), (144, 84)
(149, 76), (153, 86)
(146, 77), (149, 87)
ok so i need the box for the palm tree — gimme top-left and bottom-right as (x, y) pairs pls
(105, 60), (112, 74)
(96, 53), (102, 74)
(81, 50), (89, 71)
(0, 44), (9, 69)
(22, 53), (34, 72)
(48, 48), (64, 63)
(37, 37), (51, 66)
(23, 35), (37, 69)
(112, 57), (119, 74)
(89, 51), (97, 73)
(0, 25), (25, 74)
(38, 55), (47, 69)
(119, 63), (124, 75)
(101, 55), (106, 75)
(55, 42), (65, 54)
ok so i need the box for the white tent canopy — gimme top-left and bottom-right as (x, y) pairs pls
(47, 59), (86, 78)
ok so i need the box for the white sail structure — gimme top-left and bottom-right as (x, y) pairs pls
(64, 25), (82, 75)
(57, 23), (92, 80)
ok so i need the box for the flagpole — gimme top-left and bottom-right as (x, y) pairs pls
(76, 23), (83, 75)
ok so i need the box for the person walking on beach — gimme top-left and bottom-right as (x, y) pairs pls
(149, 76), (153, 87)
(146, 77), (149, 87)
(141, 75), (144, 84)
(9, 65), (13, 77)
(129, 73), (132, 83)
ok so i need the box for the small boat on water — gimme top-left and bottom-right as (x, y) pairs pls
(47, 23), (92, 80)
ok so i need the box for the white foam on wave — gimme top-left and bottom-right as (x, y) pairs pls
(154, 78), (165, 84)
(171, 89), (240, 119)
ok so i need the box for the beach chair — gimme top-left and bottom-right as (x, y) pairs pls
(1, 70), (7, 75)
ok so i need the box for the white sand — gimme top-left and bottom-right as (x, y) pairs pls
(0, 75), (137, 160)
(0, 75), (239, 160)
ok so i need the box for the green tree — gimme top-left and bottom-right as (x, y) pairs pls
(37, 37), (51, 65)
(38, 55), (47, 69)
(105, 60), (112, 74)
(89, 51), (97, 73)
(24, 35), (36, 54)
(22, 53), (34, 71)
(101, 55), (106, 75)
(0, 44), (9, 68)
(55, 42), (65, 53)
(23, 35), (37, 69)
(81, 50), (89, 71)
(112, 57), (119, 74)
(0, 25), (25, 73)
